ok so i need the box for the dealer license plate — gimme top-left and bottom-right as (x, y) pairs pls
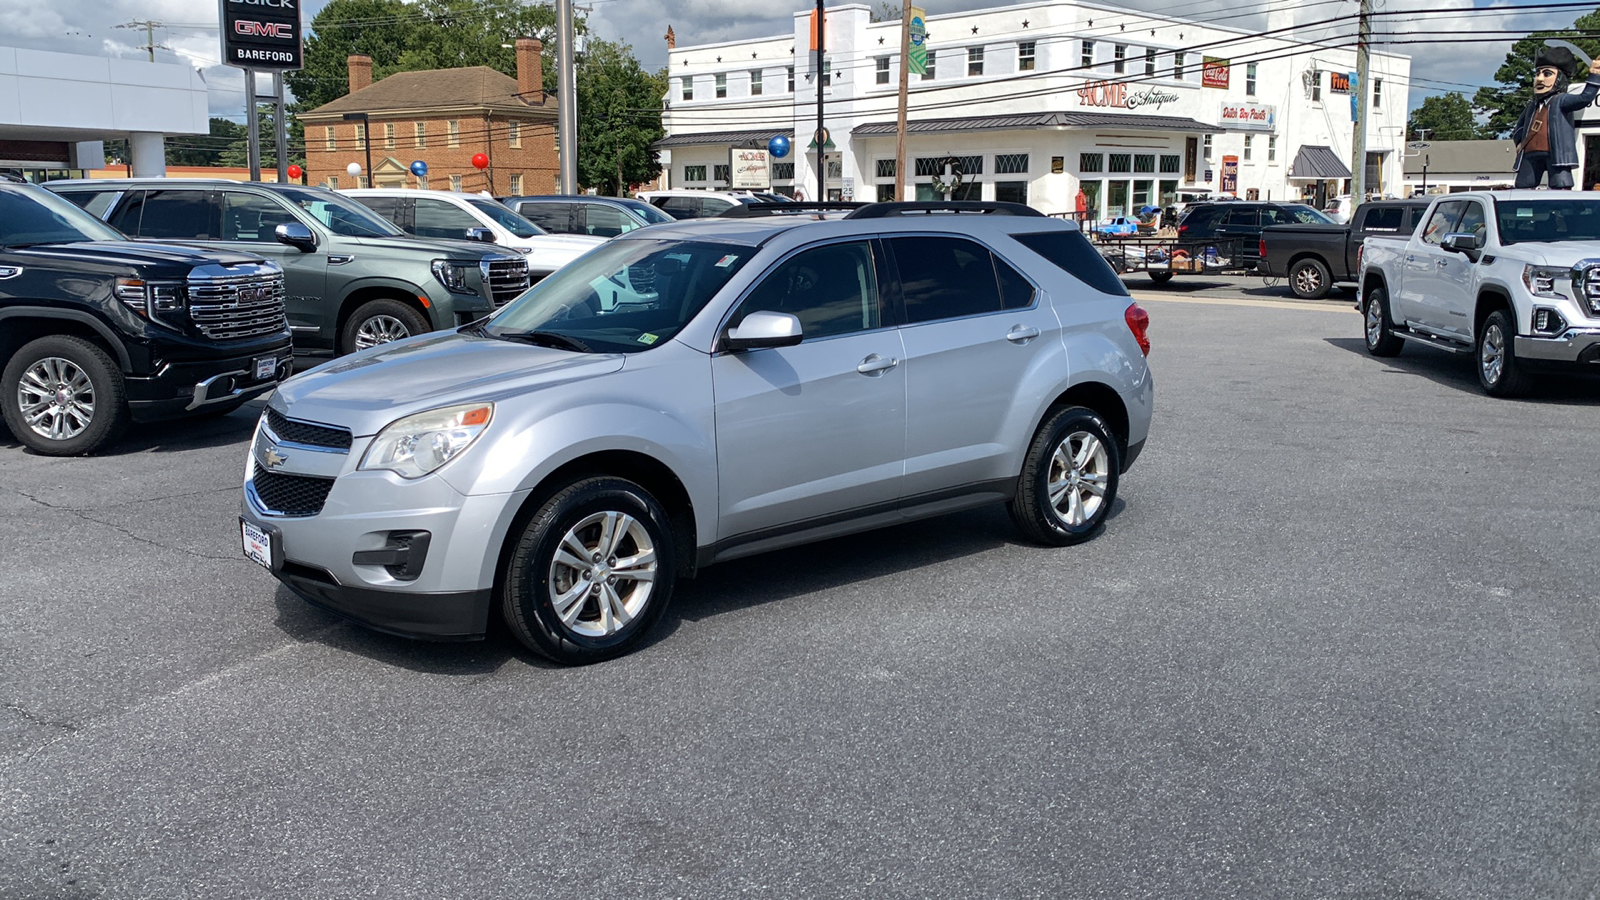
(254, 355), (277, 381)
(241, 519), (274, 569)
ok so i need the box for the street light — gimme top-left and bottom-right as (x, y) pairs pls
(343, 112), (373, 187)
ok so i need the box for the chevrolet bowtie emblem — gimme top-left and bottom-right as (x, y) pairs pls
(263, 447), (288, 469)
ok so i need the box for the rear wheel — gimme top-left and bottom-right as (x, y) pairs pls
(340, 298), (430, 355)
(1289, 258), (1332, 299)
(1363, 286), (1404, 357)
(1009, 406), (1121, 546)
(1477, 309), (1530, 398)
(1148, 271), (1174, 285)
(0, 335), (128, 456)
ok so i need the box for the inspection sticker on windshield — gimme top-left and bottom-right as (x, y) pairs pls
(637, 333), (660, 345)
(1516, 207), (1534, 218)
(715, 255), (739, 267)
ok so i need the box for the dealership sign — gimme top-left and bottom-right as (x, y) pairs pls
(1201, 57), (1230, 89)
(731, 148), (771, 190)
(220, 0), (302, 70)
(1219, 101), (1276, 131)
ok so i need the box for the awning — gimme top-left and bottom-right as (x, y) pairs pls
(851, 111), (1219, 136)
(1288, 145), (1352, 180)
(651, 129), (792, 150)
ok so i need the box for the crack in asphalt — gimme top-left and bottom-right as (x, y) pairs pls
(4, 703), (79, 734)
(2, 484), (245, 562)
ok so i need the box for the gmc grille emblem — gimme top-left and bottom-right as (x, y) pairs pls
(238, 287), (261, 303)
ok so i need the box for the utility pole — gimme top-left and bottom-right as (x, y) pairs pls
(116, 20), (168, 62)
(894, 1), (911, 201)
(1350, 0), (1372, 203)
(815, 0), (826, 200)
(557, 0), (577, 194)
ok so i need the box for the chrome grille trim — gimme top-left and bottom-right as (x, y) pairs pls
(482, 256), (531, 308)
(187, 269), (289, 341)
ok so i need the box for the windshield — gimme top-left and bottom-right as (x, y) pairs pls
(483, 239), (751, 353)
(467, 198), (545, 237)
(1281, 205), (1334, 224)
(618, 199), (675, 225)
(1, 186), (126, 246)
(1494, 197), (1600, 244)
(275, 187), (403, 237)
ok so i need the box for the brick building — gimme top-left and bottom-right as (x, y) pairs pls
(299, 38), (559, 196)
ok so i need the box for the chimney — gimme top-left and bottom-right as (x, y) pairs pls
(516, 38), (543, 103)
(348, 55), (372, 94)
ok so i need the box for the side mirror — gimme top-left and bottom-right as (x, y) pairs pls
(1441, 232), (1481, 255)
(722, 310), (803, 351)
(465, 227), (497, 244)
(274, 221), (317, 253)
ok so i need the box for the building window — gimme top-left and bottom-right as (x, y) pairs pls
(1108, 153), (1132, 173)
(922, 50), (937, 80)
(1243, 136), (1253, 161)
(1268, 137), (1277, 162)
(1145, 48), (1156, 77)
(995, 153), (1029, 174)
(876, 57), (890, 85)
(1134, 154), (1156, 174)
(684, 165), (707, 182)
(508, 121), (521, 148)
(1113, 44), (1126, 74)
(787, 66), (794, 92)
(1174, 52), (1185, 79)
(448, 120), (460, 147)
(1247, 63), (1257, 96)
(823, 60), (832, 88)
(1310, 70), (1321, 102)
(875, 158), (896, 178)
(414, 122), (426, 148)
(715, 73), (727, 98)
(773, 162), (794, 180)
(714, 164), (731, 185)
(328, 175), (338, 189)
(1079, 152), (1104, 173)
(1081, 40), (1094, 69)
(1203, 134), (1213, 159)
(1374, 78), (1383, 109)
(384, 122), (395, 149)
(450, 174), (462, 191)
(995, 181), (1027, 204)
(509, 174), (522, 194)
(1159, 154), (1181, 174)
(1018, 41), (1035, 72)
(682, 78), (693, 101)
(751, 69), (763, 95)
(968, 47), (984, 77)
(354, 123), (366, 146)
(826, 158), (843, 179)
(417, 173), (428, 190)
(325, 126), (336, 151)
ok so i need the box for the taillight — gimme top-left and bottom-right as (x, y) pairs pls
(1178, 224), (1189, 234)
(1258, 238), (1267, 259)
(1124, 302), (1150, 356)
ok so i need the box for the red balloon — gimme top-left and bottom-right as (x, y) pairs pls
(286, 164), (302, 180)
(471, 153), (489, 170)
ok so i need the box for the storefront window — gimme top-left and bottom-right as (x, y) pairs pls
(995, 181), (1027, 204)
(1107, 181), (1130, 215)
(1159, 180), (1178, 207)
(1108, 154), (1132, 174)
(1079, 153), (1104, 173)
(1133, 180), (1154, 209)
(1160, 155), (1181, 174)
(1080, 181), (1102, 220)
(1134, 155), (1155, 173)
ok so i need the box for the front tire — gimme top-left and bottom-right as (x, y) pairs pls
(503, 477), (677, 665)
(1363, 286), (1404, 357)
(1009, 406), (1121, 546)
(1, 335), (128, 456)
(1477, 309), (1530, 398)
(1289, 258), (1332, 299)
(340, 298), (430, 355)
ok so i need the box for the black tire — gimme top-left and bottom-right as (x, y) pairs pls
(339, 298), (430, 355)
(0, 335), (128, 456)
(1477, 308), (1530, 398)
(1148, 271), (1174, 285)
(1362, 286), (1404, 357)
(1289, 257), (1332, 300)
(1008, 406), (1121, 546)
(502, 476), (677, 664)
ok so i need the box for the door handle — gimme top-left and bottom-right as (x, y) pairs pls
(1437, 259), (1448, 267)
(856, 354), (898, 375)
(1006, 325), (1041, 343)
(1405, 255), (1415, 262)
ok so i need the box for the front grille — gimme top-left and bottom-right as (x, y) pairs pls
(266, 407), (353, 450)
(483, 257), (531, 308)
(1579, 265), (1600, 315)
(189, 272), (288, 340)
(251, 463), (334, 517)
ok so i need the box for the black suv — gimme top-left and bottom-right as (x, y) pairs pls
(0, 181), (291, 455)
(1176, 201), (1334, 268)
(500, 195), (675, 238)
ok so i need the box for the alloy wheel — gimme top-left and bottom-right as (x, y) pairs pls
(17, 356), (95, 441)
(1480, 321), (1505, 385)
(354, 315), (413, 350)
(1296, 266), (1323, 296)
(1047, 430), (1110, 527)
(1365, 297), (1383, 347)
(546, 510), (658, 638)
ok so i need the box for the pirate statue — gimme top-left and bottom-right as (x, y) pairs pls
(1512, 46), (1600, 189)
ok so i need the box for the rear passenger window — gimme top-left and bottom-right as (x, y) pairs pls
(994, 254), (1036, 309)
(1361, 207), (1403, 232)
(585, 205), (632, 237)
(57, 190), (120, 219)
(351, 195), (403, 224)
(1223, 208), (1259, 228)
(520, 204), (573, 233)
(889, 236), (1003, 323)
(413, 198), (481, 239)
(133, 190), (213, 239)
(1012, 231), (1129, 296)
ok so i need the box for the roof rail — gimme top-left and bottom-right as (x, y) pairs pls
(717, 201), (864, 218)
(844, 201), (1045, 219)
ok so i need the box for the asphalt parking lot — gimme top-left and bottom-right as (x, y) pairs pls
(3, 296), (1600, 898)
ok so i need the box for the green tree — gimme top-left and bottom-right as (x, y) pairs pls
(218, 113), (299, 169)
(165, 118), (246, 167)
(576, 39), (665, 195)
(1406, 93), (1484, 141)
(1472, 9), (1600, 137)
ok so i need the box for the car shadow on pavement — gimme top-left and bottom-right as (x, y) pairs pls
(0, 398), (267, 457)
(271, 585), (532, 673)
(1324, 336), (1600, 403)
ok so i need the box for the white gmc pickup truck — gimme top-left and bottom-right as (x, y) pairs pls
(1358, 190), (1600, 396)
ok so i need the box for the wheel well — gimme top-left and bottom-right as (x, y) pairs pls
(1362, 271), (1387, 298)
(336, 287), (431, 342)
(1475, 288), (1512, 335)
(493, 450), (700, 602)
(1287, 252), (1329, 272)
(0, 316), (123, 375)
(1049, 381), (1130, 457)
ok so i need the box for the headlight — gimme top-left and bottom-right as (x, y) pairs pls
(360, 402), (493, 479)
(431, 259), (475, 294)
(114, 278), (186, 329)
(1523, 264), (1568, 299)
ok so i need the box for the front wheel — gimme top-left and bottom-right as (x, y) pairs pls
(1289, 258), (1332, 299)
(1477, 309), (1530, 398)
(503, 477), (677, 664)
(1, 335), (128, 456)
(1363, 287), (1404, 357)
(1009, 406), (1121, 546)
(340, 298), (430, 355)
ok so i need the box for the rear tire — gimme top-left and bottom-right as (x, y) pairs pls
(1009, 406), (1121, 546)
(0, 335), (128, 456)
(1363, 286), (1404, 357)
(1289, 258), (1332, 299)
(340, 298), (430, 355)
(1148, 271), (1174, 285)
(1477, 309), (1530, 398)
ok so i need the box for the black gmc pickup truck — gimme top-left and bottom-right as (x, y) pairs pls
(1258, 199), (1431, 299)
(0, 180), (292, 455)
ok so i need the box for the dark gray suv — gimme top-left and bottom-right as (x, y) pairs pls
(500, 195), (675, 238)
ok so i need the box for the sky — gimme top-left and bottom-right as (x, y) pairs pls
(0, 0), (1583, 124)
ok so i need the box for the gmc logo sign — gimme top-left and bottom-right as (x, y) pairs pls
(234, 20), (294, 38)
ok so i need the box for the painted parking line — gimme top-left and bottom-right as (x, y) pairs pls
(1129, 292), (1356, 313)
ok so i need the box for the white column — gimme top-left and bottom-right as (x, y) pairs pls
(128, 133), (166, 177)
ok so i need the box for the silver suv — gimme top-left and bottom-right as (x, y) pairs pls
(239, 202), (1155, 664)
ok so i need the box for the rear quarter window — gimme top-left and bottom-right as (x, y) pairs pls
(1013, 230), (1129, 297)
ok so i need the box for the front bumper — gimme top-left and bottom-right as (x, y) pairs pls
(126, 340), (294, 420)
(1515, 327), (1600, 366)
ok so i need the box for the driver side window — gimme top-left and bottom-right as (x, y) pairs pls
(1421, 202), (1465, 246)
(730, 241), (882, 340)
(1455, 202), (1487, 239)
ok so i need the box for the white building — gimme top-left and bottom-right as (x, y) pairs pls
(657, 1), (1411, 218)
(0, 46), (211, 181)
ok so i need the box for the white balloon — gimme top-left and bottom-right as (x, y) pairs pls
(346, 162), (362, 177)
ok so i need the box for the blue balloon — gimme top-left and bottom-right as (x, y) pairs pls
(767, 135), (791, 159)
(410, 160), (428, 177)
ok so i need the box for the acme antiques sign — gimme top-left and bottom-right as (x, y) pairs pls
(1079, 81), (1180, 110)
